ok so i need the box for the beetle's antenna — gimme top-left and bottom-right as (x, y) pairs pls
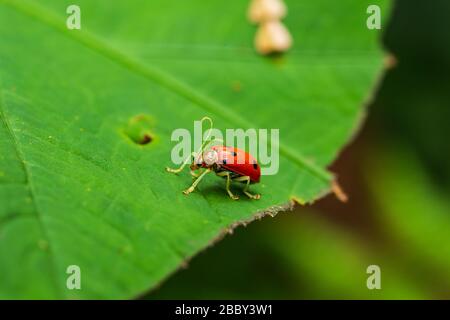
(199, 116), (213, 152)
(166, 116), (214, 174)
(203, 138), (224, 150)
(166, 151), (196, 173)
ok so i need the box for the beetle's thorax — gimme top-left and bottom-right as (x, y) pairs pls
(203, 149), (219, 165)
(191, 148), (220, 170)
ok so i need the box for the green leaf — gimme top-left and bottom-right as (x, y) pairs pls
(0, 0), (389, 298)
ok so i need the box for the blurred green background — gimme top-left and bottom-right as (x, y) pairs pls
(147, 0), (450, 299)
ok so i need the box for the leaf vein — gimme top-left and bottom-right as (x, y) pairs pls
(0, 89), (64, 298)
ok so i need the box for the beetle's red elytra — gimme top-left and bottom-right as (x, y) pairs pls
(166, 117), (261, 200)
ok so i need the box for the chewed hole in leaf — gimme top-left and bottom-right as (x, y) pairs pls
(140, 133), (153, 145)
(123, 114), (156, 145)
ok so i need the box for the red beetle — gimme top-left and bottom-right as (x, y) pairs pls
(166, 117), (261, 200)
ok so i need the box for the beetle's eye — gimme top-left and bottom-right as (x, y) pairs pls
(253, 163), (258, 170)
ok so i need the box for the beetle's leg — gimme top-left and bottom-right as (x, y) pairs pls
(233, 176), (261, 200)
(190, 168), (201, 178)
(183, 168), (211, 195)
(166, 152), (196, 174)
(216, 171), (239, 200)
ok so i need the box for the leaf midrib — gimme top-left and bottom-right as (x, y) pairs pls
(4, 0), (333, 188)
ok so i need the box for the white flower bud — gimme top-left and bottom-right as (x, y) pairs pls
(248, 0), (287, 23)
(255, 21), (293, 55)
